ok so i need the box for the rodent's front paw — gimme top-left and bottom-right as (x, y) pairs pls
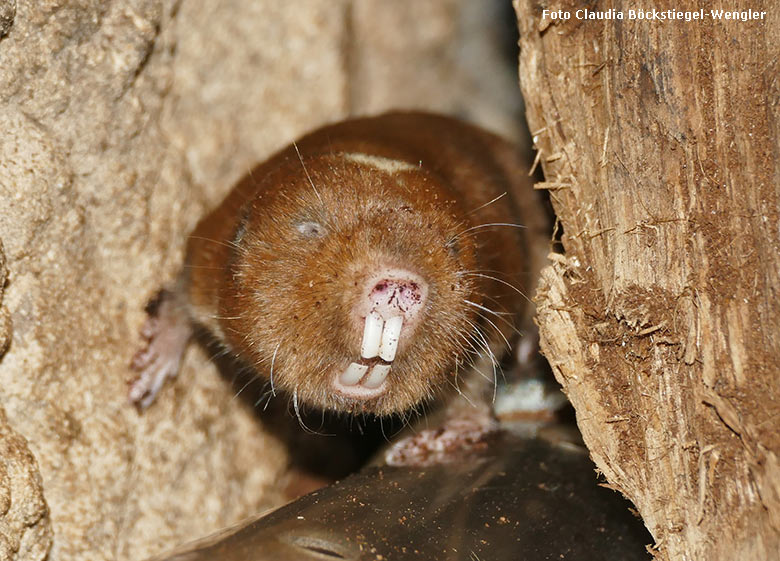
(384, 416), (499, 467)
(128, 290), (191, 409)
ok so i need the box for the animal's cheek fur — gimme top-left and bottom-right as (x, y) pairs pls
(252, 276), (476, 415)
(228, 211), (482, 414)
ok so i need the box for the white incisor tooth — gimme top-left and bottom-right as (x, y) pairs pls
(340, 362), (368, 386)
(361, 311), (384, 359)
(379, 315), (403, 361)
(363, 364), (391, 389)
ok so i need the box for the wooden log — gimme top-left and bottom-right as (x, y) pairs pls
(514, 1), (780, 559)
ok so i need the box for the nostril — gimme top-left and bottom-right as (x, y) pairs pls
(354, 268), (428, 346)
(369, 277), (425, 319)
(345, 269), (428, 393)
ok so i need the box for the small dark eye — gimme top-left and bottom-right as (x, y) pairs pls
(447, 239), (460, 258)
(295, 220), (326, 238)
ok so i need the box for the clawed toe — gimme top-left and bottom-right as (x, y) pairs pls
(385, 418), (499, 467)
(128, 290), (192, 409)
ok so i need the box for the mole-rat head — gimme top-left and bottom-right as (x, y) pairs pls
(225, 152), (482, 416)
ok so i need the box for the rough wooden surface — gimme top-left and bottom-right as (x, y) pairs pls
(515, 0), (779, 559)
(0, 1), (521, 559)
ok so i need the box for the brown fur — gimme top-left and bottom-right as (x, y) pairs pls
(183, 111), (543, 416)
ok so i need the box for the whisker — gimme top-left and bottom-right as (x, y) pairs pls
(233, 372), (260, 401)
(316, 408), (327, 433)
(292, 388), (322, 435)
(455, 330), (483, 362)
(458, 272), (533, 305)
(464, 318), (500, 402)
(269, 342), (280, 397)
(463, 299), (520, 336)
(468, 308), (512, 351)
(252, 382), (277, 410)
(458, 267), (518, 276)
(488, 358), (498, 403)
(466, 191), (507, 215)
(293, 141), (323, 204)
(464, 318), (498, 367)
(188, 235), (245, 253)
(205, 343), (241, 364)
(463, 342), (494, 385)
(383, 415), (407, 441)
(448, 222), (527, 245)
(466, 292), (514, 315)
(446, 359), (477, 408)
(182, 264), (229, 270)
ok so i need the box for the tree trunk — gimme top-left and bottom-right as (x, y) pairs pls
(515, 1), (779, 559)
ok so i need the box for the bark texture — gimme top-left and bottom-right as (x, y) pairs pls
(0, 0), (520, 559)
(515, 1), (779, 559)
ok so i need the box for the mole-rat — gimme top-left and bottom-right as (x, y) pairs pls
(130, 111), (547, 448)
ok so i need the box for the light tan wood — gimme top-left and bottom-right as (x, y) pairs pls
(515, 1), (780, 559)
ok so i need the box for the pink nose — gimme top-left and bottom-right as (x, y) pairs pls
(360, 268), (428, 325)
(369, 278), (425, 319)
